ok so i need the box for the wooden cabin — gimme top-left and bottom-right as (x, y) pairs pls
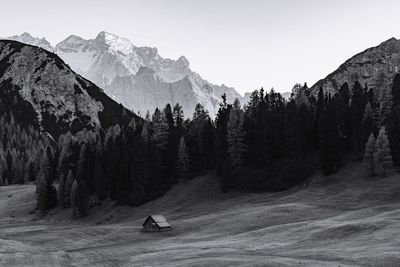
(142, 215), (172, 232)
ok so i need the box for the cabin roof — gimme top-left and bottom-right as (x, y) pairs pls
(144, 214), (171, 228)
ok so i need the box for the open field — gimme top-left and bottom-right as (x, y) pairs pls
(1, 163), (400, 266)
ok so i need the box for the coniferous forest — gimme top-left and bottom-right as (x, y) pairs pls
(4, 74), (400, 217)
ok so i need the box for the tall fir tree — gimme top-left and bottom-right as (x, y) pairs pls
(387, 74), (400, 164)
(176, 136), (190, 179)
(36, 172), (49, 215)
(58, 173), (66, 208)
(64, 170), (74, 208)
(71, 179), (78, 217)
(152, 108), (169, 150)
(364, 133), (376, 176)
(227, 99), (247, 169)
(215, 94), (231, 176)
(374, 127), (393, 176)
(319, 94), (342, 175)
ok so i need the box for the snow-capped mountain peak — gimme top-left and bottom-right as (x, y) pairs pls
(6, 32), (53, 52)
(94, 31), (134, 55)
(7, 31), (244, 118)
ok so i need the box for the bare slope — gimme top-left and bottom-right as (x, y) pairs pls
(1, 163), (400, 266)
(310, 37), (400, 96)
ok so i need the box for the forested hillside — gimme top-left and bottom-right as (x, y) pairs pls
(1, 40), (400, 220)
(34, 72), (400, 218)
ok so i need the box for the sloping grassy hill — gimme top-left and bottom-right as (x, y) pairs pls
(1, 163), (400, 266)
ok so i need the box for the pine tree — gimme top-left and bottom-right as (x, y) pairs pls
(141, 112), (152, 142)
(361, 102), (376, 149)
(387, 74), (400, 164)
(37, 152), (57, 210)
(319, 96), (342, 175)
(64, 170), (73, 208)
(350, 81), (367, 155)
(215, 94), (231, 176)
(151, 108), (169, 149)
(76, 144), (88, 182)
(379, 87), (393, 127)
(374, 127), (393, 176)
(176, 137), (190, 179)
(364, 133), (376, 176)
(173, 103), (184, 131)
(58, 172), (66, 207)
(227, 99), (247, 169)
(71, 179), (78, 217)
(36, 172), (48, 215)
(187, 104), (215, 172)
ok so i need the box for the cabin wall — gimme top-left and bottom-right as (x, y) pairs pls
(143, 219), (159, 232)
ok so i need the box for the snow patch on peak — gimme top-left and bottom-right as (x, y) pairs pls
(95, 31), (134, 55)
(61, 35), (86, 44)
(7, 32), (53, 52)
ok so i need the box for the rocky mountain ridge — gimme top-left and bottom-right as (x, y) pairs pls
(311, 37), (400, 97)
(0, 40), (135, 138)
(6, 32), (244, 117)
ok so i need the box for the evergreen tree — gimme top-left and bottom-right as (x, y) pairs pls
(374, 127), (393, 176)
(215, 94), (231, 176)
(76, 144), (88, 182)
(64, 170), (74, 208)
(176, 136), (190, 179)
(350, 81), (367, 155)
(71, 179), (79, 217)
(173, 103), (184, 132)
(379, 87), (393, 127)
(339, 82), (351, 107)
(319, 95), (342, 175)
(37, 151), (57, 210)
(36, 172), (48, 215)
(227, 99), (247, 169)
(361, 102), (376, 149)
(58, 172), (66, 207)
(141, 112), (152, 142)
(364, 133), (376, 176)
(151, 108), (169, 149)
(187, 104), (215, 172)
(387, 74), (400, 164)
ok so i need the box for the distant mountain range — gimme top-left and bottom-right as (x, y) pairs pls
(6, 32), (247, 117)
(4, 32), (400, 120)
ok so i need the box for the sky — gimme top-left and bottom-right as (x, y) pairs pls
(1, 0), (400, 94)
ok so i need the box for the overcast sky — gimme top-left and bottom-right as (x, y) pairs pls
(1, 0), (400, 94)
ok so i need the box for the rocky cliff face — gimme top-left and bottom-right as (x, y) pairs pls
(0, 40), (135, 138)
(7, 32), (244, 117)
(311, 38), (400, 97)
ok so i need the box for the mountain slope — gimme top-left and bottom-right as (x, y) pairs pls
(0, 40), (136, 138)
(7, 32), (244, 117)
(311, 37), (400, 95)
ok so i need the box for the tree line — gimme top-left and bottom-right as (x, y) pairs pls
(5, 74), (400, 217)
(33, 73), (400, 216)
